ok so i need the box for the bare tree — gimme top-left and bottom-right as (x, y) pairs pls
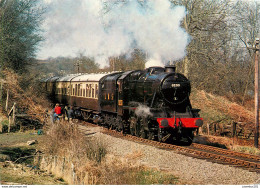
(230, 0), (260, 101)
(171, 0), (232, 77)
(0, 0), (44, 73)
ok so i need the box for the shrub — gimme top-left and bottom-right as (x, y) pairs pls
(1, 119), (9, 133)
(233, 146), (260, 155)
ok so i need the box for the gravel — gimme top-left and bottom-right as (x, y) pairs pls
(79, 124), (260, 185)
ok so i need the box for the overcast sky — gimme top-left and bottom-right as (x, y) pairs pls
(37, 0), (259, 67)
(37, 0), (190, 67)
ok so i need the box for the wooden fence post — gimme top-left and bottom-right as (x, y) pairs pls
(5, 89), (9, 111)
(8, 115), (11, 133)
(12, 102), (16, 125)
(0, 80), (3, 102)
(232, 121), (237, 147)
(71, 163), (76, 184)
(214, 123), (217, 134)
(7, 103), (16, 132)
(232, 121), (237, 137)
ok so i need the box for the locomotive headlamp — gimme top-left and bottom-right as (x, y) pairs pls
(195, 119), (203, 127)
(161, 119), (169, 127)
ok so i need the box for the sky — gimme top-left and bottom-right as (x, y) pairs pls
(37, 0), (190, 68)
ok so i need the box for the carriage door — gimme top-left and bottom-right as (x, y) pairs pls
(117, 79), (124, 116)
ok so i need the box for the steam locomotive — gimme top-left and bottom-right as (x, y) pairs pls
(43, 65), (203, 145)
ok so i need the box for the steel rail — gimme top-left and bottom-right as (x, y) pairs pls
(81, 122), (260, 173)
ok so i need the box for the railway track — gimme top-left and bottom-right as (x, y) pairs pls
(80, 122), (260, 173)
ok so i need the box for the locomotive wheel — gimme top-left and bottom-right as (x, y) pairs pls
(183, 130), (194, 146)
(108, 116), (115, 130)
(140, 126), (147, 139)
(115, 117), (122, 132)
(185, 138), (193, 146)
(135, 125), (141, 137)
(139, 117), (148, 139)
(112, 117), (117, 130)
(130, 117), (137, 136)
(148, 131), (154, 140)
(130, 127), (135, 136)
(135, 118), (142, 137)
(104, 115), (113, 129)
(157, 128), (163, 142)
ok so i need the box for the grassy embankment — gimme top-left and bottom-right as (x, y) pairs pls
(0, 115), (179, 185)
(38, 122), (180, 185)
(190, 89), (260, 154)
(0, 127), (67, 185)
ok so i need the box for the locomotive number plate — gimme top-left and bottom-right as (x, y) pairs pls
(171, 84), (180, 88)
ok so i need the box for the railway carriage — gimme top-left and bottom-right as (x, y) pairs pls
(44, 66), (203, 145)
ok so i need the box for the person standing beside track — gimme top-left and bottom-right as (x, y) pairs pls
(53, 103), (62, 121)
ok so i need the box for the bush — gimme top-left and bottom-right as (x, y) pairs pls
(39, 122), (179, 185)
(1, 119), (9, 133)
(233, 146), (260, 155)
(41, 122), (107, 163)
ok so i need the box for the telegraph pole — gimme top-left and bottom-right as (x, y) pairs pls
(74, 60), (82, 74)
(254, 38), (259, 148)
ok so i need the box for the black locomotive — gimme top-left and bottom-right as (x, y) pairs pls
(43, 65), (203, 145)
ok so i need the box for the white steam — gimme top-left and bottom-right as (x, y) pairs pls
(135, 104), (152, 118)
(38, 0), (189, 68)
(145, 54), (164, 68)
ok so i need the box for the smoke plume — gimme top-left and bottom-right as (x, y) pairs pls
(135, 104), (152, 118)
(39, 0), (189, 68)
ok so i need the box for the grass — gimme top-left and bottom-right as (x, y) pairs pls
(232, 146), (260, 155)
(0, 129), (67, 185)
(1, 119), (9, 132)
(203, 142), (228, 149)
(94, 157), (179, 185)
(0, 130), (43, 163)
(0, 147), (36, 163)
(190, 89), (255, 127)
(190, 90), (233, 125)
(0, 164), (67, 185)
(131, 169), (178, 185)
(0, 130), (41, 147)
(40, 123), (180, 185)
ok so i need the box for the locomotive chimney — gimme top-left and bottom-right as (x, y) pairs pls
(165, 65), (176, 73)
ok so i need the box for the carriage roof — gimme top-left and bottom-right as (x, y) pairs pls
(70, 73), (109, 82)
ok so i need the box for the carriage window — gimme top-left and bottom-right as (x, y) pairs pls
(111, 93), (114, 100)
(86, 84), (88, 97)
(78, 84), (80, 96)
(86, 84), (89, 97)
(89, 84), (92, 98)
(92, 86), (94, 98)
(95, 84), (98, 98)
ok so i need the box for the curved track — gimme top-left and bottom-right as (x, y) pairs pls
(81, 122), (260, 173)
